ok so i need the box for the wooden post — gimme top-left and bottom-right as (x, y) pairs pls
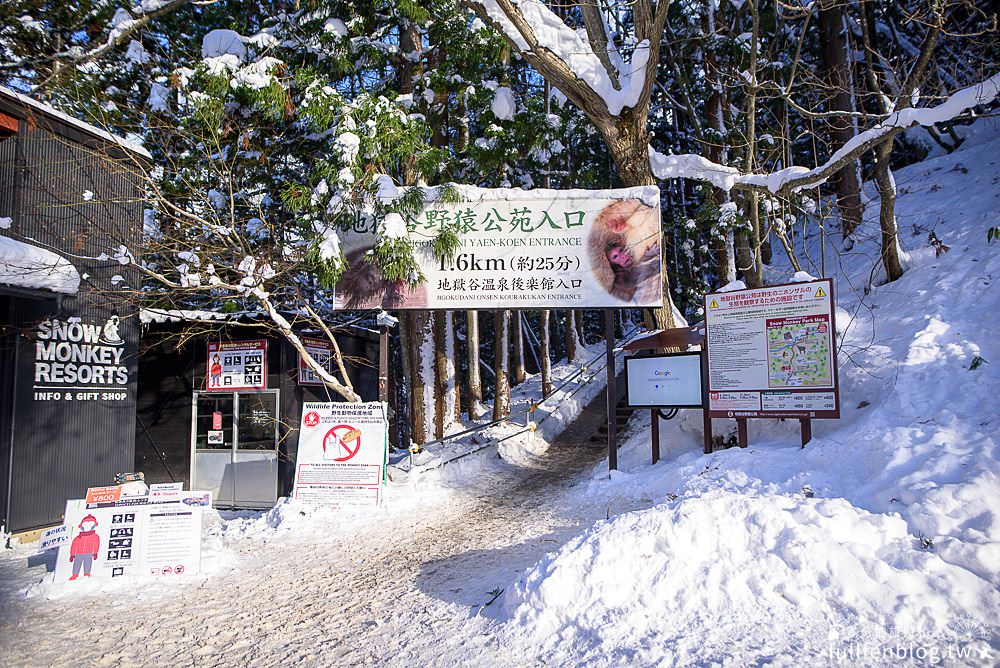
(651, 409), (660, 464)
(800, 418), (812, 448)
(605, 309), (617, 472)
(736, 418), (749, 448)
(701, 348), (712, 454)
(378, 325), (389, 404)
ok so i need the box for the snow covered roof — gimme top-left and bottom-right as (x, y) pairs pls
(139, 308), (234, 325)
(0, 235), (80, 295)
(0, 86), (152, 159)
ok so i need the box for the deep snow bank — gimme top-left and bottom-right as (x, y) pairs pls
(500, 117), (1000, 665)
(505, 490), (994, 664)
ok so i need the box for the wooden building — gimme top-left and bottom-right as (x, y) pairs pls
(0, 87), (147, 533)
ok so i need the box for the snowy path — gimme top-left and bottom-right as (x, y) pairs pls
(0, 396), (642, 667)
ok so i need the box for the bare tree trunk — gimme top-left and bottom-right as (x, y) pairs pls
(493, 310), (511, 420)
(647, 262), (679, 331)
(511, 310), (527, 385)
(398, 313), (414, 446)
(466, 310), (482, 419)
(398, 21), (422, 186)
(565, 309), (579, 362)
(737, 0), (764, 288)
(398, 20), (424, 444)
(451, 313), (461, 423)
(702, 0), (733, 287)
(409, 311), (435, 444)
(857, 2), (938, 283)
(434, 311), (459, 438)
(818, 0), (863, 239)
(434, 314), (446, 440)
(734, 200), (761, 287)
(874, 139), (904, 282)
(540, 310), (553, 397)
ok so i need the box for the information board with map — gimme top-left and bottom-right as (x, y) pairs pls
(704, 279), (839, 419)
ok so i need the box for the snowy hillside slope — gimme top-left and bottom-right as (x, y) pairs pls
(499, 119), (1000, 665)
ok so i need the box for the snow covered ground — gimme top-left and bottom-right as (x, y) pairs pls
(502, 118), (1000, 666)
(2, 120), (999, 666)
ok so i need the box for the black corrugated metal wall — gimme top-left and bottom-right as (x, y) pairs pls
(134, 325), (379, 496)
(1, 113), (142, 532)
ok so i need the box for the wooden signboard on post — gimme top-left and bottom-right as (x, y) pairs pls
(704, 279), (840, 448)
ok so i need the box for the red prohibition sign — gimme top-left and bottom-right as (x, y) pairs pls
(323, 424), (362, 461)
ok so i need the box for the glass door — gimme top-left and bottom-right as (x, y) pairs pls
(233, 392), (279, 507)
(190, 391), (279, 509)
(191, 393), (236, 505)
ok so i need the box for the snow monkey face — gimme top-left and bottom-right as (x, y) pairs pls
(595, 198), (657, 236)
(607, 241), (634, 270)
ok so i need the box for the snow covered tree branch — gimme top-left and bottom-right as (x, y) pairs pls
(650, 71), (1000, 196)
(465, 0), (669, 120)
(0, 0), (192, 77)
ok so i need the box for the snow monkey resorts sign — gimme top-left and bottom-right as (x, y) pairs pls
(704, 279), (840, 419)
(332, 186), (663, 310)
(33, 316), (130, 402)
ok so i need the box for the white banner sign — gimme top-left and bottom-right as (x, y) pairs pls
(54, 491), (211, 581)
(704, 279), (839, 419)
(334, 187), (663, 310)
(292, 402), (388, 507)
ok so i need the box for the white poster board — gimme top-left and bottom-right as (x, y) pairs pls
(333, 187), (663, 310)
(704, 279), (839, 419)
(53, 491), (211, 581)
(37, 524), (70, 552)
(298, 336), (334, 386)
(625, 353), (704, 409)
(292, 402), (388, 507)
(206, 340), (266, 391)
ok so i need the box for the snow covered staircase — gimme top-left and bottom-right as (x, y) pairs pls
(590, 373), (633, 446)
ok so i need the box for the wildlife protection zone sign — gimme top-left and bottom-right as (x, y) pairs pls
(704, 279), (839, 419)
(292, 402), (388, 507)
(333, 186), (663, 310)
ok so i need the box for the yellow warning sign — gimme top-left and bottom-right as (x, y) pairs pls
(815, 287), (827, 298)
(709, 299), (720, 309)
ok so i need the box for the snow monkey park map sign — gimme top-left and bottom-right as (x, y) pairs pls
(333, 186), (663, 310)
(705, 279), (840, 419)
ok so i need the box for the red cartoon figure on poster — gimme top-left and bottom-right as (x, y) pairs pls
(209, 353), (223, 388)
(68, 514), (100, 580)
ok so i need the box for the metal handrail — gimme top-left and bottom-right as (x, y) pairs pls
(397, 325), (641, 474)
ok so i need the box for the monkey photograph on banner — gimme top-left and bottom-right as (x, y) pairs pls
(586, 198), (661, 304)
(332, 186), (663, 311)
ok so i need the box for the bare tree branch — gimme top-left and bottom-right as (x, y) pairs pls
(650, 71), (1000, 196)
